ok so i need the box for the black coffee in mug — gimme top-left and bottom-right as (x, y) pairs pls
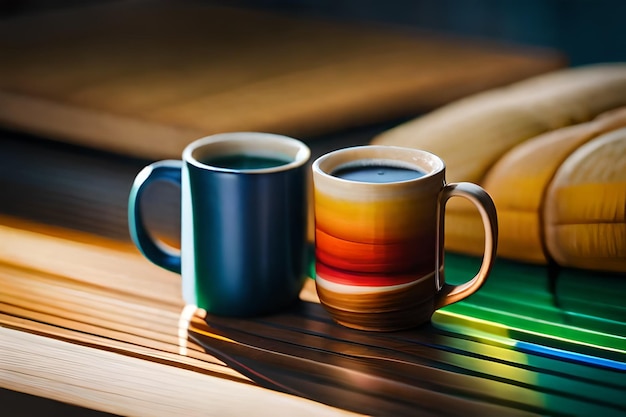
(332, 162), (426, 183)
(201, 154), (291, 170)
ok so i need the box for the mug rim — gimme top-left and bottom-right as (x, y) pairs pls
(183, 132), (311, 174)
(312, 145), (445, 185)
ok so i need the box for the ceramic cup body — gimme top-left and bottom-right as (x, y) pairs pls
(129, 132), (311, 317)
(312, 146), (498, 331)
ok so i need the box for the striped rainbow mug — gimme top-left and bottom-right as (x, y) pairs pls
(312, 146), (498, 331)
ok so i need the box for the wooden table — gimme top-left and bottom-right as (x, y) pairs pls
(1, 213), (625, 416)
(0, 215), (337, 416)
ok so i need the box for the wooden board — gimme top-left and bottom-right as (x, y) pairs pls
(0, 216), (350, 416)
(1, 215), (624, 416)
(0, 0), (563, 159)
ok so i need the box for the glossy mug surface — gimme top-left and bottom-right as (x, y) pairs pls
(128, 132), (311, 317)
(312, 146), (498, 331)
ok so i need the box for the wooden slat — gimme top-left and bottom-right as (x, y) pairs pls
(1, 215), (625, 416)
(0, 1), (564, 159)
(0, 216), (356, 415)
(1, 327), (355, 417)
(190, 305), (626, 416)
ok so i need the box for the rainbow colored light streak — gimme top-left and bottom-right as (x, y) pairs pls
(433, 309), (626, 371)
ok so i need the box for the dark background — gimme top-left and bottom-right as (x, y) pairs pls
(2, 0), (625, 66)
(227, 0), (626, 66)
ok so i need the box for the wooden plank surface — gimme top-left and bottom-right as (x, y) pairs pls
(0, 216), (351, 416)
(0, 1), (563, 159)
(1, 215), (625, 416)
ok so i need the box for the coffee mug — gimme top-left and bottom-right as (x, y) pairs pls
(128, 132), (311, 317)
(312, 146), (498, 331)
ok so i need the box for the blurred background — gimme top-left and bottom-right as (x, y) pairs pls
(228, 0), (626, 66)
(1, 0), (625, 66)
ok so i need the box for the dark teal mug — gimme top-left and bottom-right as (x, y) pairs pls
(128, 132), (311, 317)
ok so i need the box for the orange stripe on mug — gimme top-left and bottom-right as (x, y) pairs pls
(315, 261), (424, 287)
(315, 228), (434, 274)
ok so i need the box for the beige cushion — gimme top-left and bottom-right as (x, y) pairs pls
(459, 107), (626, 264)
(372, 64), (626, 273)
(544, 127), (626, 273)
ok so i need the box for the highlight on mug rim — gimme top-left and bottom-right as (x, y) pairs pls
(184, 132), (311, 174)
(312, 145), (445, 185)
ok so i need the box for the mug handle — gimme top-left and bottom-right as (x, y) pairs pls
(128, 160), (182, 274)
(434, 182), (498, 309)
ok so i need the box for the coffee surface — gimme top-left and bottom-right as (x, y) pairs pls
(332, 165), (425, 183)
(201, 154), (289, 170)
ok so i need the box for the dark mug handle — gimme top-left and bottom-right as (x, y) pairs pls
(128, 160), (182, 274)
(434, 182), (498, 309)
